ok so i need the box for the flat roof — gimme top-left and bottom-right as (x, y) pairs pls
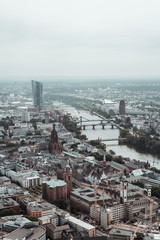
(4, 226), (46, 240)
(38, 215), (52, 221)
(109, 228), (133, 236)
(66, 216), (95, 231)
(43, 179), (66, 188)
(0, 199), (19, 210)
(71, 187), (112, 203)
(27, 201), (55, 212)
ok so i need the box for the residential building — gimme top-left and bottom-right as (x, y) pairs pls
(44, 223), (70, 240)
(65, 216), (95, 237)
(38, 213), (59, 226)
(27, 201), (55, 218)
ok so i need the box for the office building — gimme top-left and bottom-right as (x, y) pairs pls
(119, 100), (125, 115)
(31, 80), (43, 111)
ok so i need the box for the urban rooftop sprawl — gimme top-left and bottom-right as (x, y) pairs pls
(0, 79), (160, 239)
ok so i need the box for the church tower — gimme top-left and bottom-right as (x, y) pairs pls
(65, 165), (72, 198)
(120, 180), (128, 204)
(103, 154), (107, 169)
(49, 124), (63, 154)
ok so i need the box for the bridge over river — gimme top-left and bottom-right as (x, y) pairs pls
(77, 116), (124, 130)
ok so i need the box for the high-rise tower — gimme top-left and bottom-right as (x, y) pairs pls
(119, 100), (125, 115)
(31, 80), (43, 111)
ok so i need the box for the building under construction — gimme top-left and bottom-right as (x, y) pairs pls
(70, 186), (112, 213)
(83, 180), (158, 229)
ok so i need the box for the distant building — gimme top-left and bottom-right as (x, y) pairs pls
(31, 80), (43, 111)
(21, 109), (30, 122)
(119, 100), (125, 115)
(45, 112), (49, 124)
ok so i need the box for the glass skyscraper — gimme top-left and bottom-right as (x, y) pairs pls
(31, 80), (43, 111)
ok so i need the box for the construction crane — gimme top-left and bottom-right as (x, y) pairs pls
(82, 182), (122, 224)
(132, 221), (142, 240)
(96, 187), (115, 209)
(82, 182), (158, 229)
(132, 189), (158, 230)
(94, 180), (97, 225)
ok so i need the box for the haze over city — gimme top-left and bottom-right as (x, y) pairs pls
(0, 0), (160, 79)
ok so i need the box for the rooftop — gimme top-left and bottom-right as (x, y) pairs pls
(108, 161), (125, 171)
(3, 226), (46, 240)
(66, 216), (95, 231)
(43, 179), (66, 188)
(109, 228), (133, 237)
(71, 187), (112, 203)
(27, 201), (55, 212)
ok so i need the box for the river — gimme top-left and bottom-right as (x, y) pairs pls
(56, 103), (160, 169)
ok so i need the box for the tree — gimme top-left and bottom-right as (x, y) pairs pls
(21, 140), (26, 145)
(114, 156), (125, 164)
(109, 150), (115, 155)
(0, 208), (17, 217)
(55, 200), (67, 210)
(132, 180), (144, 188)
(90, 152), (103, 161)
(77, 134), (87, 140)
(106, 153), (113, 162)
(24, 215), (38, 221)
(70, 204), (81, 214)
(151, 186), (160, 198)
(135, 233), (143, 240)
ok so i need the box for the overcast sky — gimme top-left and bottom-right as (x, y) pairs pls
(0, 0), (160, 78)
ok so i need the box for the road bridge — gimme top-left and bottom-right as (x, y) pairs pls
(77, 116), (124, 130)
(98, 138), (127, 142)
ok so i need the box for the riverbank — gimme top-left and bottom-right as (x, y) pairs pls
(120, 129), (160, 157)
(86, 107), (160, 160)
(61, 104), (160, 168)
